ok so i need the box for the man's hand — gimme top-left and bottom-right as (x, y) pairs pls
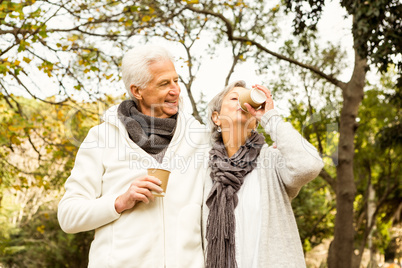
(114, 175), (163, 213)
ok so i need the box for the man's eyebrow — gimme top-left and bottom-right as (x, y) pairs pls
(157, 76), (179, 84)
(157, 78), (170, 84)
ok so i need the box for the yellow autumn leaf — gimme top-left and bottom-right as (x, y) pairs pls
(23, 57), (31, 63)
(8, 125), (19, 131)
(37, 225), (45, 234)
(67, 35), (79, 42)
(142, 15), (151, 22)
(57, 110), (64, 120)
(13, 185), (21, 191)
(65, 145), (76, 152)
(11, 136), (22, 145)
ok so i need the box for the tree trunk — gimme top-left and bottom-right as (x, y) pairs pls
(352, 180), (376, 268)
(327, 49), (367, 268)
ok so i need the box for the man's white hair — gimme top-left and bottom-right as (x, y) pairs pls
(121, 45), (174, 99)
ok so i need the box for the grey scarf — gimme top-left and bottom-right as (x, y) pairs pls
(206, 132), (265, 268)
(117, 100), (177, 162)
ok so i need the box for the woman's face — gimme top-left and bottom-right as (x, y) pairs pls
(215, 87), (257, 131)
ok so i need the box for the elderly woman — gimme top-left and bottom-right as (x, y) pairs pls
(202, 81), (324, 268)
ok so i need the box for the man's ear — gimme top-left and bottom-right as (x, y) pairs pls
(211, 111), (221, 126)
(130, 85), (142, 100)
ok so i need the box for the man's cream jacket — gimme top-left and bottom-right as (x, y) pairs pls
(58, 104), (210, 268)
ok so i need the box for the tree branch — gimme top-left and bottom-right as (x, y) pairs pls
(184, 5), (347, 89)
(319, 168), (336, 191)
(7, 71), (68, 105)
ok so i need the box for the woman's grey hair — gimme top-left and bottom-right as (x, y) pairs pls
(207, 80), (246, 142)
(121, 45), (174, 99)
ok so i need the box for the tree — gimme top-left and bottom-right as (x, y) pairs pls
(353, 68), (402, 266)
(0, 95), (102, 266)
(2, 0), (401, 266)
(269, 30), (401, 268)
(270, 40), (346, 253)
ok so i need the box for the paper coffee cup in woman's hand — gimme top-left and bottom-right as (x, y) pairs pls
(238, 88), (267, 112)
(147, 168), (170, 197)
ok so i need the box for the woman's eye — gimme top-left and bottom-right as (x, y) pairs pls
(231, 98), (238, 100)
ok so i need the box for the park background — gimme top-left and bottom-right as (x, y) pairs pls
(0, 0), (401, 267)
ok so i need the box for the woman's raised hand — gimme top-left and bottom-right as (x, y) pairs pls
(244, 84), (274, 121)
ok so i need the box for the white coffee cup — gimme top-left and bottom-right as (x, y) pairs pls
(238, 88), (266, 112)
(147, 168), (171, 197)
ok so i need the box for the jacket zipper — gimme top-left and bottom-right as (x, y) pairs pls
(162, 197), (166, 267)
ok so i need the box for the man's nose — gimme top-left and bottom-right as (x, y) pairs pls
(169, 82), (180, 95)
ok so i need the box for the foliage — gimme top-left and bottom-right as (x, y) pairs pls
(0, 208), (93, 268)
(0, 96), (118, 267)
(268, 35), (401, 259)
(282, 0), (402, 86)
(292, 177), (335, 252)
(1, 0), (401, 266)
(268, 40), (344, 252)
(353, 67), (402, 255)
(0, 96), (100, 191)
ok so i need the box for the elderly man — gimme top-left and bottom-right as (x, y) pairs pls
(58, 46), (209, 268)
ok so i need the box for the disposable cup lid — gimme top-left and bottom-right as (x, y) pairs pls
(251, 88), (266, 104)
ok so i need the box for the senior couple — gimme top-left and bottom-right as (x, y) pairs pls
(58, 46), (324, 268)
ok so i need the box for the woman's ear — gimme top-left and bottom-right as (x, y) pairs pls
(211, 111), (221, 126)
(130, 85), (142, 100)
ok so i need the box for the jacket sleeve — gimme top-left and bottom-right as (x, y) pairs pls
(57, 125), (120, 233)
(260, 109), (324, 199)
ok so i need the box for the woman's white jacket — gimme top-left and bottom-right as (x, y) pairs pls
(58, 104), (209, 268)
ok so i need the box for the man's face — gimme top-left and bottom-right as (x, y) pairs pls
(133, 60), (180, 118)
